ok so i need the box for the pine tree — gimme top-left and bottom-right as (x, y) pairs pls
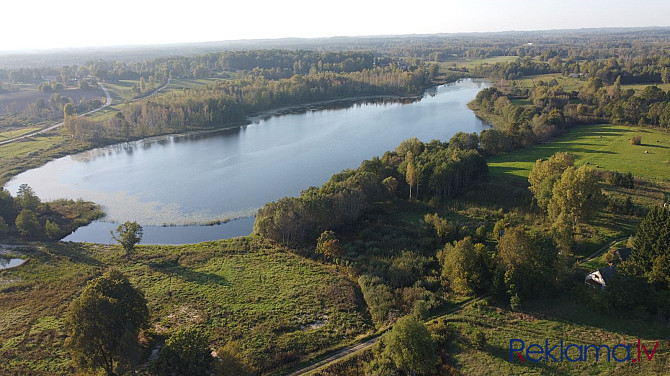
(631, 206), (670, 284)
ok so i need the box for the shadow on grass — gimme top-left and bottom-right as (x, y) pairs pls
(484, 343), (574, 376)
(521, 297), (667, 342)
(50, 242), (103, 267)
(640, 143), (669, 149)
(148, 260), (229, 286)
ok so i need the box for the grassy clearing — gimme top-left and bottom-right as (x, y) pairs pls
(488, 124), (670, 182)
(441, 56), (519, 70)
(170, 78), (224, 90)
(445, 297), (670, 375)
(103, 80), (141, 102)
(0, 237), (371, 375)
(622, 83), (670, 94)
(515, 73), (586, 92)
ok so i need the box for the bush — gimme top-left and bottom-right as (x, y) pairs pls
(471, 329), (487, 350)
(631, 136), (641, 145)
(149, 328), (213, 376)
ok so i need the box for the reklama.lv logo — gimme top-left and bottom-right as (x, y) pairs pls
(510, 339), (659, 363)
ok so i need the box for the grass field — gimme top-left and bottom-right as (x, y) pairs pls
(622, 83), (670, 94)
(170, 77), (224, 90)
(0, 126), (41, 140)
(444, 297), (670, 375)
(0, 237), (371, 375)
(515, 73), (586, 92)
(442, 56), (520, 70)
(488, 124), (670, 182)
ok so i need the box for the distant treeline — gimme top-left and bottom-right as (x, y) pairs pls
(254, 137), (488, 245)
(471, 55), (670, 84)
(63, 65), (431, 142)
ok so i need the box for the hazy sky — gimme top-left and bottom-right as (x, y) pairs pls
(1, 0), (669, 52)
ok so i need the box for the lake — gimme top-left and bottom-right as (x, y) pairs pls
(0, 256), (25, 270)
(5, 79), (490, 244)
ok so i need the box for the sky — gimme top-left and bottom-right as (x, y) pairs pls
(1, 0), (669, 52)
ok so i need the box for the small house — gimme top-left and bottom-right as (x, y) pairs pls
(585, 265), (616, 289)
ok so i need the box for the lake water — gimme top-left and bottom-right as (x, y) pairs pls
(5, 79), (490, 244)
(0, 256), (25, 270)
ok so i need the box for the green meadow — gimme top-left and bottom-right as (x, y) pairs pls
(488, 124), (670, 182)
(0, 237), (371, 375)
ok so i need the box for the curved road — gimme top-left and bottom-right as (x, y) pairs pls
(0, 83), (112, 146)
(285, 236), (629, 375)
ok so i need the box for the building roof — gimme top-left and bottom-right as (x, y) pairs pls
(614, 248), (632, 261)
(598, 266), (616, 285)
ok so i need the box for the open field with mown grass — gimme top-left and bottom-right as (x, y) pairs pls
(443, 297), (670, 375)
(488, 124), (670, 182)
(0, 237), (371, 375)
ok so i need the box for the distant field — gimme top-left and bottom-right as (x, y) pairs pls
(0, 238), (371, 375)
(442, 56), (519, 70)
(488, 124), (670, 181)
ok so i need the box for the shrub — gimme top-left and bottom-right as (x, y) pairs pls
(471, 330), (487, 350)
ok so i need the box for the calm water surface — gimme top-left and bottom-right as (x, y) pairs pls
(5, 79), (490, 244)
(0, 256), (26, 270)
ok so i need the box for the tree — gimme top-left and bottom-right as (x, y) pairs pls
(448, 132), (479, 151)
(382, 176), (399, 199)
(405, 155), (417, 200)
(65, 269), (149, 376)
(0, 217), (8, 238)
(439, 237), (488, 294)
(496, 226), (560, 301)
(383, 316), (439, 375)
(16, 183), (40, 210)
(45, 219), (61, 240)
(15, 209), (39, 238)
(547, 165), (603, 229)
(315, 230), (343, 259)
(424, 213), (456, 242)
(111, 221), (143, 259)
(213, 341), (254, 376)
(150, 327), (213, 376)
(0, 188), (15, 221)
(630, 206), (670, 288)
(64, 102), (76, 117)
(528, 152), (574, 210)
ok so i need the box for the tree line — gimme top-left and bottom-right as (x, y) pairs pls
(62, 66), (431, 143)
